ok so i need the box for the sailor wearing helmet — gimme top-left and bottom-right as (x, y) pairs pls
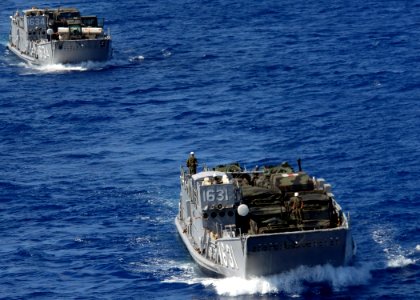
(186, 152), (198, 174)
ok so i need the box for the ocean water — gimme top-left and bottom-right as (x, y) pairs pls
(0, 0), (419, 299)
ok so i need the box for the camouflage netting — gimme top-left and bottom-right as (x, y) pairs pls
(214, 162), (242, 172)
(241, 185), (283, 205)
(271, 172), (314, 192)
(263, 163), (294, 174)
(254, 172), (314, 192)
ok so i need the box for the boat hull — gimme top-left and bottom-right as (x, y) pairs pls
(7, 39), (112, 65)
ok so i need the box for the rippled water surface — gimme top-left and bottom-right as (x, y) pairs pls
(0, 0), (419, 299)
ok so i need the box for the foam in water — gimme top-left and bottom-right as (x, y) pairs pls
(128, 257), (190, 276)
(387, 255), (415, 268)
(163, 262), (198, 284)
(372, 228), (417, 269)
(5, 59), (117, 74)
(33, 63), (89, 72)
(208, 264), (371, 296)
(161, 48), (172, 58)
(129, 55), (145, 62)
(166, 264), (372, 296)
(26, 61), (109, 73)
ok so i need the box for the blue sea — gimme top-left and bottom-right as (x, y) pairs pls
(1, 0), (419, 299)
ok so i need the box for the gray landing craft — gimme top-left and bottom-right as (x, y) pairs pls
(175, 161), (356, 277)
(7, 7), (112, 65)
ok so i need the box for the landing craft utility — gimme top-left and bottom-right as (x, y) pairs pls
(175, 159), (356, 277)
(7, 7), (112, 65)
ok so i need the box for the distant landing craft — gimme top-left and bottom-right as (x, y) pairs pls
(175, 160), (356, 277)
(7, 7), (112, 65)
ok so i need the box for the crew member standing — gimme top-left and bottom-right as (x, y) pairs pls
(290, 192), (304, 224)
(186, 152), (198, 174)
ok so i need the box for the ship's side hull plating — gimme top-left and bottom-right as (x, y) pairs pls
(7, 39), (111, 65)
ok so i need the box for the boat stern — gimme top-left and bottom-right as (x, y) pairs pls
(49, 38), (112, 64)
(244, 228), (353, 277)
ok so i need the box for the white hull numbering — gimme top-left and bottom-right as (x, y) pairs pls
(7, 7), (112, 65)
(175, 161), (355, 278)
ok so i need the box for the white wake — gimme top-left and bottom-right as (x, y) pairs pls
(25, 60), (109, 73)
(372, 228), (417, 268)
(165, 263), (372, 296)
